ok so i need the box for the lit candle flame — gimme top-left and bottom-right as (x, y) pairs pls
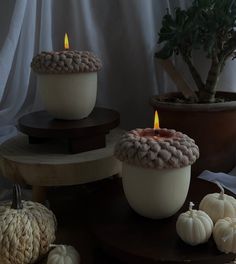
(64, 33), (69, 50)
(154, 110), (160, 129)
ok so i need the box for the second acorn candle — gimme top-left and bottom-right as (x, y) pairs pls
(114, 112), (199, 219)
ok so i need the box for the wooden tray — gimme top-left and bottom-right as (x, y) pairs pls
(88, 178), (236, 263)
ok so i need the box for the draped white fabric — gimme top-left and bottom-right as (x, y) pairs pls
(0, 0), (182, 141)
(1, 0), (236, 138)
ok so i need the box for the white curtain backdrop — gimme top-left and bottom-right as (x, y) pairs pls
(1, 0), (236, 142)
(0, 0), (191, 142)
(0, 0), (236, 142)
(1, 0), (236, 139)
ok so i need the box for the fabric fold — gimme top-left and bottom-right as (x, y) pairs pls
(198, 169), (236, 195)
(0, 0), (27, 102)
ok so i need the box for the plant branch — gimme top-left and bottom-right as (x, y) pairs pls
(200, 60), (221, 102)
(183, 55), (205, 92)
(157, 59), (198, 100)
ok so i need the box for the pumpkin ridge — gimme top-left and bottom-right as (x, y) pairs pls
(197, 216), (211, 236)
(233, 224), (236, 252)
(23, 205), (41, 263)
(225, 200), (234, 218)
(0, 209), (12, 238)
(8, 214), (22, 263)
(224, 227), (233, 253)
(22, 210), (36, 263)
(193, 218), (206, 244)
(0, 212), (11, 261)
(0, 208), (20, 263)
(13, 214), (32, 264)
(27, 205), (44, 262)
(186, 218), (194, 244)
(29, 203), (56, 255)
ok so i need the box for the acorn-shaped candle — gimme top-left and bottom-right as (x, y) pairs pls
(176, 202), (213, 245)
(31, 33), (102, 120)
(114, 111), (199, 219)
(199, 181), (236, 223)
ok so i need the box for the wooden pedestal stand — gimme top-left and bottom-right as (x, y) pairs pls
(18, 108), (120, 154)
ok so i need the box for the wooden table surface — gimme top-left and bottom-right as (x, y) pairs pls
(24, 177), (236, 264)
(88, 178), (236, 264)
(35, 179), (124, 264)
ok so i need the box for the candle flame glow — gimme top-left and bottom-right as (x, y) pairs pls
(64, 33), (69, 50)
(154, 110), (160, 129)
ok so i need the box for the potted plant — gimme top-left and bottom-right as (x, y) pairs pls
(150, 0), (236, 176)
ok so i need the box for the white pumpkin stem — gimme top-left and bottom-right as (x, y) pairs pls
(189, 202), (195, 216)
(214, 181), (225, 200)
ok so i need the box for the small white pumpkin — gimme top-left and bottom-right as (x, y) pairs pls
(213, 217), (236, 253)
(47, 245), (80, 264)
(199, 181), (236, 223)
(176, 202), (213, 245)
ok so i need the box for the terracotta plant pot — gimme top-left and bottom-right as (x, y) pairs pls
(150, 91), (236, 176)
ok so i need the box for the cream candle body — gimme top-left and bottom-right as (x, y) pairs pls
(115, 128), (199, 219)
(31, 50), (102, 120)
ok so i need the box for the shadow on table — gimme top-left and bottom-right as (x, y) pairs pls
(46, 176), (121, 264)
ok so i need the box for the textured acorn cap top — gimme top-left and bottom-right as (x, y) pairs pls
(114, 128), (199, 169)
(31, 50), (102, 74)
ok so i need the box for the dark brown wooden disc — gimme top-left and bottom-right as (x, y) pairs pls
(18, 108), (120, 153)
(88, 178), (236, 264)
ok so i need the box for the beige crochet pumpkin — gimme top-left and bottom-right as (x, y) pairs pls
(0, 185), (57, 264)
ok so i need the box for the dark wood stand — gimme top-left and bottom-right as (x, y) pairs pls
(88, 178), (236, 264)
(18, 108), (120, 154)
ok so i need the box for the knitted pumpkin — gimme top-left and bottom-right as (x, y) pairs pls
(0, 184), (57, 264)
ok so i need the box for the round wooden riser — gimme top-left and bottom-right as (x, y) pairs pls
(0, 129), (123, 202)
